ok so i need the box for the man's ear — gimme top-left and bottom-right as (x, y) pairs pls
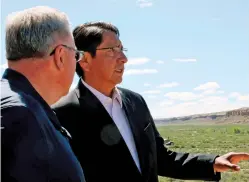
(78, 52), (92, 72)
(53, 46), (65, 70)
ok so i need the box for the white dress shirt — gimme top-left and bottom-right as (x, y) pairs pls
(81, 79), (141, 173)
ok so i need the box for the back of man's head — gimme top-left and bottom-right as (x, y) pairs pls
(5, 6), (71, 61)
(4, 6), (77, 105)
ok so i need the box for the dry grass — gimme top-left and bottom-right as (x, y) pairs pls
(156, 124), (249, 182)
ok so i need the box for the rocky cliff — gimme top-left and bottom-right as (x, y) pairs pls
(155, 107), (249, 125)
(226, 107), (249, 117)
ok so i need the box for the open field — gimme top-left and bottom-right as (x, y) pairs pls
(156, 124), (249, 182)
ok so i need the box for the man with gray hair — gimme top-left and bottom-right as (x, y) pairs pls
(1, 6), (85, 182)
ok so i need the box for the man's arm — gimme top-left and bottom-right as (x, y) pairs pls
(1, 106), (50, 182)
(154, 124), (220, 180)
(140, 96), (221, 181)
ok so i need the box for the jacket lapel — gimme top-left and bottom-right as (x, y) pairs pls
(119, 90), (151, 179)
(76, 80), (112, 118)
(75, 80), (125, 146)
(76, 81), (149, 179)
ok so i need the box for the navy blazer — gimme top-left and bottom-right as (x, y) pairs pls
(1, 69), (85, 182)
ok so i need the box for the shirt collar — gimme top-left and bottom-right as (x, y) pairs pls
(81, 79), (123, 108)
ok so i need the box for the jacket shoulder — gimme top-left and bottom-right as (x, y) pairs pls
(1, 81), (39, 130)
(118, 87), (145, 102)
(51, 89), (79, 111)
(1, 80), (37, 110)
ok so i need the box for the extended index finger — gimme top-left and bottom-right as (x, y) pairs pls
(231, 152), (249, 160)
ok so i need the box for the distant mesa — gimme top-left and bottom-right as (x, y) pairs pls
(226, 107), (249, 117)
(155, 107), (249, 125)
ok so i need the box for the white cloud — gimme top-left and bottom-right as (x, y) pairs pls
(199, 96), (228, 105)
(147, 89), (249, 118)
(194, 82), (222, 96)
(202, 89), (225, 95)
(142, 90), (161, 94)
(0, 64), (7, 77)
(179, 102), (198, 107)
(0, 63), (8, 69)
(164, 92), (201, 101)
(159, 101), (174, 106)
(156, 60), (164, 64)
(194, 82), (220, 91)
(173, 58), (197, 62)
(202, 89), (216, 95)
(217, 90), (225, 94)
(144, 83), (151, 87)
(228, 92), (249, 101)
(124, 69), (158, 75)
(158, 82), (179, 88)
(238, 95), (249, 101)
(147, 95), (157, 99)
(127, 57), (150, 66)
(230, 93), (249, 101)
(229, 92), (241, 98)
(136, 0), (153, 8)
(150, 96), (249, 118)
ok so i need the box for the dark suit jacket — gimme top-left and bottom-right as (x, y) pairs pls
(1, 69), (85, 182)
(52, 80), (221, 182)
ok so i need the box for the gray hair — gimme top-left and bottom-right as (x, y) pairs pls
(5, 6), (71, 61)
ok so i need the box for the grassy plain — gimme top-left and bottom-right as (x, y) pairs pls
(156, 124), (249, 182)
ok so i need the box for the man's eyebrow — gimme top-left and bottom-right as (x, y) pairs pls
(113, 43), (123, 47)
(98, 41), (123, 49)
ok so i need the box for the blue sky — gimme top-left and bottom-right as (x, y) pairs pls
(1, 0), (249, 118)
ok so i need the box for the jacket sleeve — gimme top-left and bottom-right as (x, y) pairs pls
(140, 96), (221, 181)
(1, 106), (50, 182)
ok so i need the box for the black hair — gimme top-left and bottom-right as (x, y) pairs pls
(73, 21), (120, 78)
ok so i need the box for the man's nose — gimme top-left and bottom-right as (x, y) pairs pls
(118, 51), (128, 63)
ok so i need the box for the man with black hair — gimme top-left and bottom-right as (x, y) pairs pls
(52, 21), (249, 182)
